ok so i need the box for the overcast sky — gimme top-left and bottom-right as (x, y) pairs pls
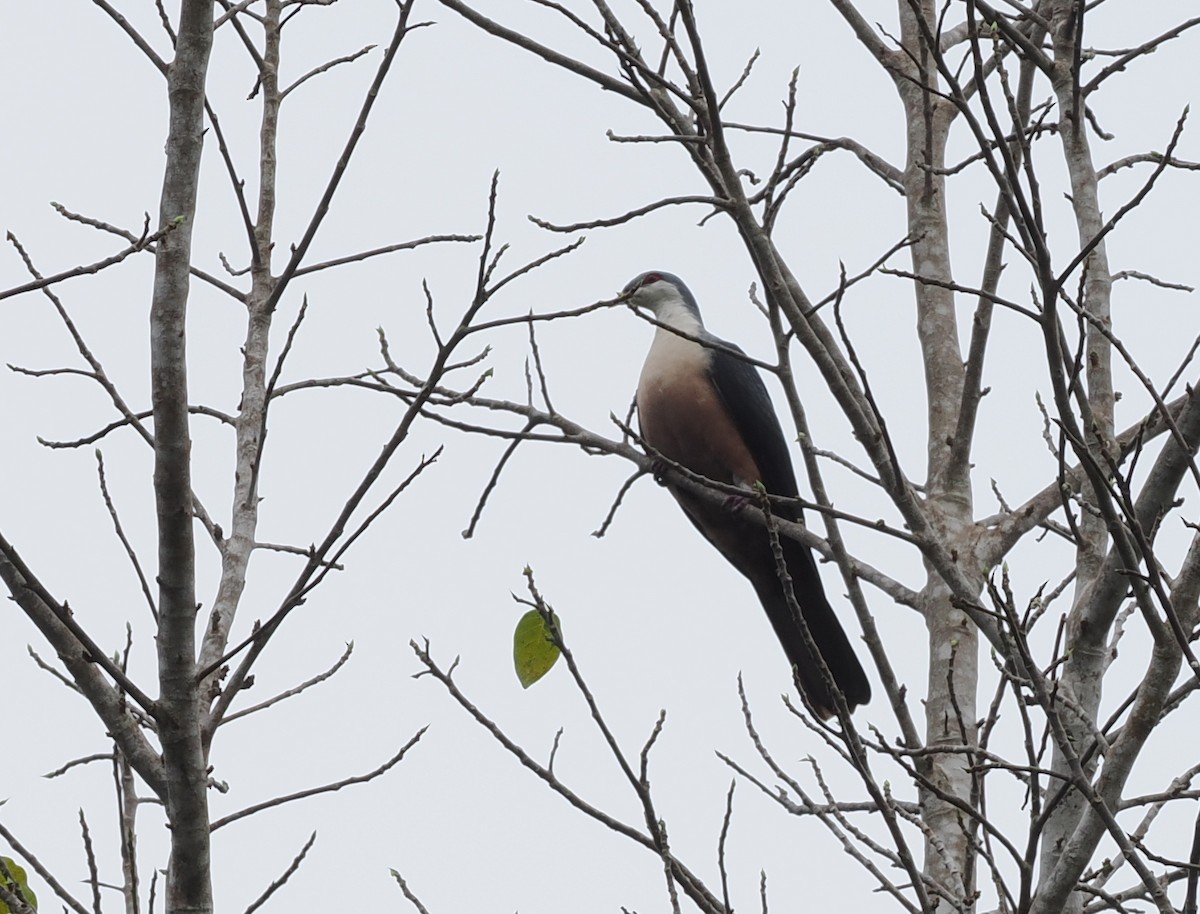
(2, 1), (1199, 911)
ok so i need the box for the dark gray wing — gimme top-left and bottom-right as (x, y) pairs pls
(704, 331), (871, 714)
(703, 332), (801, 510)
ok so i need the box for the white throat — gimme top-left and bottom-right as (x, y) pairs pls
(638, 283), (704, 337)
(639, 289), (709, 385)
(650, 296), (703, 337)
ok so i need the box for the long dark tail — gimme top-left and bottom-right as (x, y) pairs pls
(753, 540), (871, 718)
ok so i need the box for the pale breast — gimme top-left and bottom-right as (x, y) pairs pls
(637, 337), (763, 487)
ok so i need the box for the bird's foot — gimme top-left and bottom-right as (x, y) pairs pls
(722, 492), (750, 513)
(649, 458), (670, 486)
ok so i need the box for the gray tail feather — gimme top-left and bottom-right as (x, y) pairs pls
(754, 558), (871, 718)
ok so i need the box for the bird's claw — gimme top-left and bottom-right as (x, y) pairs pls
(723, 492), (750, 513)
(650, 458), (669, 486)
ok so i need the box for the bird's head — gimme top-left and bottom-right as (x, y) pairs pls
(622, 271), (703, 328)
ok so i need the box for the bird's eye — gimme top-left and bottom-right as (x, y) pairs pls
(623, 271), (664, 297)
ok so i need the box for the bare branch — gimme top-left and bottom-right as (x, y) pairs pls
(262, 2), (422, 315)
(0, 532), (159, 717)
(1082, 17), (1200, 95)
(391, 870), (433, 914)
(96, 451), (159, 622)
(43, 753), (115, 780)
(242, 832), (317, 914)
(79, 809), (102, 914)
(220, 642), (354, 725)
(1112, 270), (1194, 293)
(26, 645), (82, 694)
(51, 202), (247, 301)
(435, 0), (647, 104)
(0, 820), (90, 914)
(290, 234), (481, 278)
(281, 44), (375, 98)
(0, 223), (176, 302)
(409, 638), (724, 913)
(210, 728), (427, 831)
(529, 195), (725, 233)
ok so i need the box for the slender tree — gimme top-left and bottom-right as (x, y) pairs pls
(1, 2), (467, 910)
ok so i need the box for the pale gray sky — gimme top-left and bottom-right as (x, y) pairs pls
(2, 2), (1198, 911)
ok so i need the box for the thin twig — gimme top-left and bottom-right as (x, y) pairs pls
(243, 832), (317, 914)
(96, 452), (158, 622)
(210, 728), (427, 830)
(391, 870), (433, 914)
(220, 643), (355, 725)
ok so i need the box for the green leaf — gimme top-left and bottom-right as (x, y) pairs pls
(513, 608), (561, 689)
(0, 856), (37, 913)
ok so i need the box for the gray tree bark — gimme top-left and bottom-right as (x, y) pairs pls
(150, 1), (215, 910)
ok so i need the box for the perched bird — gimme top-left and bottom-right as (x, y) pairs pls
(626, 270), (870, 717)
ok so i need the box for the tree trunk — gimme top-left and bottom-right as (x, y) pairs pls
(150, 1), (215, 911)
